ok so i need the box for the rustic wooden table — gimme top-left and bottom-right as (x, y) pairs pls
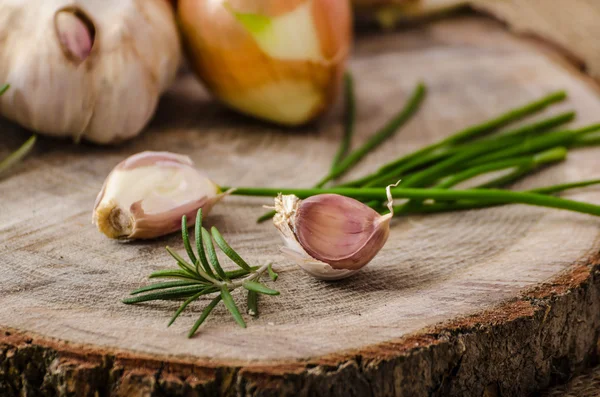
(1, 12), (600, 397)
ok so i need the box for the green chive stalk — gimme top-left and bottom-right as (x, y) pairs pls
(371, 90), (567, 178)
(393, 179), (600, 215)
(315, 82), (427, 187)
(330, 73), (356, 169)
(341, 109), (574, 188)
(229, 186), (600, 217)
(434, 147), (567, 189)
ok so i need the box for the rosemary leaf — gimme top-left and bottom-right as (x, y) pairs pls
(242, 281), (280, 296)
(130, 280), (204, 295)
(226, 267), (258, 279)
(211, 227), (252, 271)
(149, 269), (199, 280)
(267, 263), (278, 281)
(122, 285), (207, 304)
(221, 286), (246, 328)
(202, 227), (228, 280)
(181, 215), (198, 266)
(166, 246), (198, 276)
(194, 209), (215, 277)
(247, 291), (259, 316)
(188, 295), (222, 338)
(168, 287), (219, 327)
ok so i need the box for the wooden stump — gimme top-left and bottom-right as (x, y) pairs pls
(1, 17), (600, 397)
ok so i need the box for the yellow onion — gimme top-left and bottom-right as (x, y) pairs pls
(177, 0), (352, 126)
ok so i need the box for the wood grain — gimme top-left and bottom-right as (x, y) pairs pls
(1, 17), (600, 396)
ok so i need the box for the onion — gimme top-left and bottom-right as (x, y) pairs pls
(177, 0), (352, 126)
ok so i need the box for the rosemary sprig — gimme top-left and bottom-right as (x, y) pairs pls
(123, 209), (279, 337)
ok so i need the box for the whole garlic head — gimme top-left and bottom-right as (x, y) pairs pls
(0, 0), (181, 144)
(273, 194), (392, 280)
(93, 152), (225, 240)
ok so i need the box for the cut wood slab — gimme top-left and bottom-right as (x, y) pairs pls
(1, 17), (600, 397)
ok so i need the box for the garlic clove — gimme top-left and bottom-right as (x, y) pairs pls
(54, 9), (95, 65)
(93, 152), (224, 240)
(273, 193), (392, 280)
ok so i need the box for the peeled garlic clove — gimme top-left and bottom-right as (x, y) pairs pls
(177, 0), (352, 126)
(93, 152), (224, 240)
(0, 0), (181, 144)
(273, 194), (392, 280)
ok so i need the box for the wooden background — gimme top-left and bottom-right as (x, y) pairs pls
(1, 16), (600, 397)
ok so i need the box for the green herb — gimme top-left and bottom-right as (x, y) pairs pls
(348, 111), (575, 188)
(0, 135), (37, 178)
(229, 186), (600, 217)
(123, 209), (279, 337)
(0, 85), (36, 178)
(331, 73), (357, 169)
(316, 82), (426, 187)
(392, 179), (600, 215)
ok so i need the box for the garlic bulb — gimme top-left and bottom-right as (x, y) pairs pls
(273, 190), (395, 280)
(177, 0), (352, 126)
(0, 0), (181, 144)
(93, 152), (225, 240)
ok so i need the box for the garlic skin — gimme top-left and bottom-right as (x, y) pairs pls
(0, 0), (181, 144)
(273, 194), (392, 280)
(93, 152), (224, 240)
(177, 0), (352, 126)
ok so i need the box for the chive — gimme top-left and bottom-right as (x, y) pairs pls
(434, 147), (567, 189)
(396, 179), (600, 215)
(373, 90), (567, 177)
(330, 73), (356, 170)
(341, 111), (574, 188)
(0, 135), (37, 177)
(229, 186), (600, 217)
(315, 82), (426, 187)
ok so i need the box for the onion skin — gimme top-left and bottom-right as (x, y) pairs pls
(177, 0), (352, 126)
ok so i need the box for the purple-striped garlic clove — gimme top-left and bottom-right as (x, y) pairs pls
(93, 151), (224, 240)
(54, 8), (95, 65)
(273, 193), (392, 280)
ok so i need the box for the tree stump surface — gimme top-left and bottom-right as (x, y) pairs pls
(1, 17), (600, 397)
